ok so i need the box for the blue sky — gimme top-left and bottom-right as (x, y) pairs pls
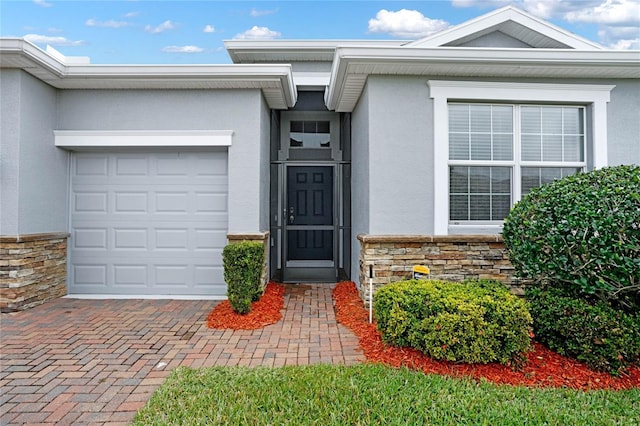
(1, 1), (639, 64)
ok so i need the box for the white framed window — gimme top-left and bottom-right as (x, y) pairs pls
(448, 103), (587, 223)
(428, 80), (614, 234)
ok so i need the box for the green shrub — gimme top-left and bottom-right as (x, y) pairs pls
(222, 241), (265, 314)
(374, 279), (532, 365)
(528, 287), (640, 374)
(502, 165), (640, 311)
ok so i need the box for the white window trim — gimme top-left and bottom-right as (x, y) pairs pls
(428, 80), (614, 235)
(54, 130), (233, 148)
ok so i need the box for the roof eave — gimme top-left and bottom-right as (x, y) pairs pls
(0, 38), (296, 109)
(326, 47), (640, 111)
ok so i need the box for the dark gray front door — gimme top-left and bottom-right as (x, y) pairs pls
(285, 166), (335, 280)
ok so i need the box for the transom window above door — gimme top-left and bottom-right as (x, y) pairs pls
(448, 103), (586, 223)
(290, 120), (331, 148)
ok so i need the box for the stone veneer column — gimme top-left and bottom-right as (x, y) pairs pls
(226, 232), (270, 293)
(0, 233), (69, 312)
(357, 234), (521, 304)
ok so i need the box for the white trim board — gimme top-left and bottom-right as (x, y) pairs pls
(54, 130), (234, 148)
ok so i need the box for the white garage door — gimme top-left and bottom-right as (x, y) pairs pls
(69, 150), (228, 296)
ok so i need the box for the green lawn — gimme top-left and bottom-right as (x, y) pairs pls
(132, 364), (639, 426)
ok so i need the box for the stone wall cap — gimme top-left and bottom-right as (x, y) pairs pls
(0, 232), (70, 243)
(227, 232), (270, 241)
(357, 234), (503, 243)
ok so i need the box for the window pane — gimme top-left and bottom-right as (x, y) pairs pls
(470, 134), (491, 160)
(450, 167), (469, 193)
(449, 166), (512, 221)
(521, 134), (541, 161)
(449, 133), (470, 160)
(563, 107), (583, 134)
(470, 195), (491, 220)
(290, 121), (303, 133)
(542, 135), (563, 161)
(521, 107), (541, 133)
(541, 107), (562, 134)
(450, 195), (469, 221)
(449, 105), (469, 132)
(564, 135), (584, 162)
(470, 105), (491, 133)
(316, 121), (330, 133)
(493, 134), (513, 160)
(470, 167), (490, 193)
(521, 168), (540, 195)
(493, 195), (512, 220)
(492, 106), (513, 133)
(303, 121), (316, 133)
(491, 167), (511, 193)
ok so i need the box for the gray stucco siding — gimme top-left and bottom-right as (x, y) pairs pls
(0, 70), (21, 235)
(0, 70), (69, 235)
(365, 75), (433, 235)
(607, 80), (640, 166)
(350, 81), (371, 282)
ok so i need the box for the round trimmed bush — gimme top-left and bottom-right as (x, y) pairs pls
(373, 279), (532, 365)
(527, 287), (640, 374)
(502, 165), (640, 310)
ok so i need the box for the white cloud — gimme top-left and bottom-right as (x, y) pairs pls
(33, 0), (53, 7)
(23, 34), (84, 46)
(86, 19), (130, 28)
(368, 9), (450, 38)
(233, 26), (281, 40)
(145, 20), (176, 34)
(161, 45), (205, 53)
(609, 38), (640, 49)
(565, 0), (640, 25)
(124, 11), (140, 18)
(203, 25), (216, 33)
(250, 8), (277, 17)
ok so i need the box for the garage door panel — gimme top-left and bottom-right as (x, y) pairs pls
(73, 228), (108, 250)
(70, 151), (229, 296)
(75, 156), (108, 176)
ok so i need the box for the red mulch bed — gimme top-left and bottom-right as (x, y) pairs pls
(206, 282), (285, 330)
(333, 281), (640, 390)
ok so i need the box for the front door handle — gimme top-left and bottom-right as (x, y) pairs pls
(289, 214), (295, 224)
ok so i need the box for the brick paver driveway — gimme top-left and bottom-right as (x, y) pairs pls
(0, 283), (363, 425)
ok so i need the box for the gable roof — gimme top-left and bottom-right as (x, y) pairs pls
(405, 6), (603, 50)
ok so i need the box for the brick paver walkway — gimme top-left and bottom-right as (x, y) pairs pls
(0, 283), (363, 425)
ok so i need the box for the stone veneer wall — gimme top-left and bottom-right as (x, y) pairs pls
(0, 233), (69, 312)
(358, 234), (522, 304)
(227, 232), (270, 293)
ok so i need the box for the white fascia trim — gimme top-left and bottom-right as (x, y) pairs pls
(54, 130), (234, 148)
(428, 80), (614, 235)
